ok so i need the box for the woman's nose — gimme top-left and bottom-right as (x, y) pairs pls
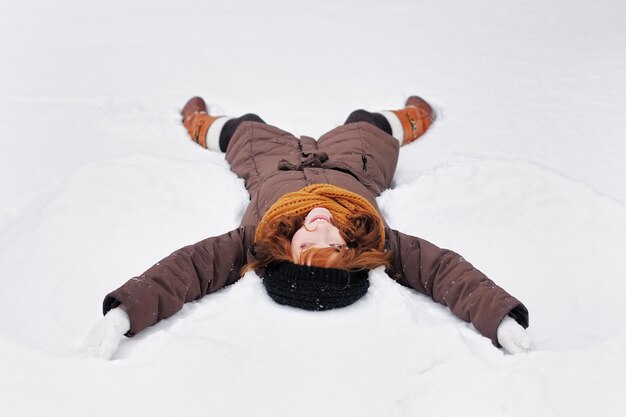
(319, 224), (342, 240)
(313, 221), (335, 234)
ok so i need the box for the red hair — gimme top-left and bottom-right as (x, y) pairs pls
(242, 207), (391, 274)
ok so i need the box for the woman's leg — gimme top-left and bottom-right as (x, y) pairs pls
(181, 96), (266, 152)
(343, 96), (435, 146)
(220, 114), (265, 151)
(317, 96), (435, 195)
(344, 110), (393, 135)
(317, 122), (399, 196)
(225, 122), (303, 207)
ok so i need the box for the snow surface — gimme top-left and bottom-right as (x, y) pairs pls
(1, 0), (626, 415)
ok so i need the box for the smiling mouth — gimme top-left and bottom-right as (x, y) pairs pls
(309, 215), (331, 224)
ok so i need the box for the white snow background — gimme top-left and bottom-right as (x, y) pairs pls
(1, 0), (626, 416)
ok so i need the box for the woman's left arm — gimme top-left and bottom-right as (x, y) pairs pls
(82, 226), (256, 359)
(102, 225), (257, 337)
(385, 228), (530, 350)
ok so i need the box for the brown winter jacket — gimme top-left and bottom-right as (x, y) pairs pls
(104, 121), (528, 346)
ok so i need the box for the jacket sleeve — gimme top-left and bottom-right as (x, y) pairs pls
(385, 228), (528, 346)
(102, 225), (256, 336)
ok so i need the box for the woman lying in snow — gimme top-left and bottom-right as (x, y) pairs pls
(82, 95), (533, 359)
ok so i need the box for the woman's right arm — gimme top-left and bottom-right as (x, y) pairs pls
(81, 225), (256, 359)
(384, 227), (529, 350)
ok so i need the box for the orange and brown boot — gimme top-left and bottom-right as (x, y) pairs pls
(181, 96), (230, 150)
(381, 96), (436, 145)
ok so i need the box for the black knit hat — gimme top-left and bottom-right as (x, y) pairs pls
(262, 262), (369, 311)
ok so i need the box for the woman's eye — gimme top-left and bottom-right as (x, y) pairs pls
(330, 244), (344, 250)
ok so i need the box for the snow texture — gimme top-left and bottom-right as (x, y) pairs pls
(1, 0), (626, 416)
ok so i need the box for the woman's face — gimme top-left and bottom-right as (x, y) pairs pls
(290, 207), (346, 263)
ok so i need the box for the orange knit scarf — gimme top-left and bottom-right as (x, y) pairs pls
(255, 183), (385, 250)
